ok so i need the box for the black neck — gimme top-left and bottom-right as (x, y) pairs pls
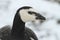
(11, 13), (25, 39)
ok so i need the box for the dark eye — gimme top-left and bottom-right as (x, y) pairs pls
(28, 11), (33, 14)
(57, 20), (60, 24)
(28, 11), (37, 15)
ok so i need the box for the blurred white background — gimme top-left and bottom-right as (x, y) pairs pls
(0, 0), (60, 40)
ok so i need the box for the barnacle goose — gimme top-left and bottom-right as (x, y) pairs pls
(0, 6), (46, 40)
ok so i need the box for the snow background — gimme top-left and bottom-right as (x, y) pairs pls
(0, 0), (60, 40)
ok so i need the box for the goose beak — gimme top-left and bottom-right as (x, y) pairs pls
(32, 16), (46, 24)
(36, 14), (46, 23)
(36, 16), (46, 20)
(28, 11), (46, 23)
(36, 14), (46, 21)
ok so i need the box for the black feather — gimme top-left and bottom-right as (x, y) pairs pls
(0, 6), (38, 40)
(0, 25), (38, 40)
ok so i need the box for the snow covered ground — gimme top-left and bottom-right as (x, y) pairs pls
(0, 0), (60, 40)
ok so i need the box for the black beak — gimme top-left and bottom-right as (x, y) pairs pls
(28, 11), (46, 20)
(35, 13), (46, 23)
(36, 13), (46, 20)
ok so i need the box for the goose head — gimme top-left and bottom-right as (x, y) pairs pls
(17, 6), (46, 23)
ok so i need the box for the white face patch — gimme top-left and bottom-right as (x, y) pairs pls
(19, 8), (37, 22)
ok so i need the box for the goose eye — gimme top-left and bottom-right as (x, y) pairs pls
(28, 11), (37, 15)
(28, 11), (33, 15)
(57, 20), (60, 24)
